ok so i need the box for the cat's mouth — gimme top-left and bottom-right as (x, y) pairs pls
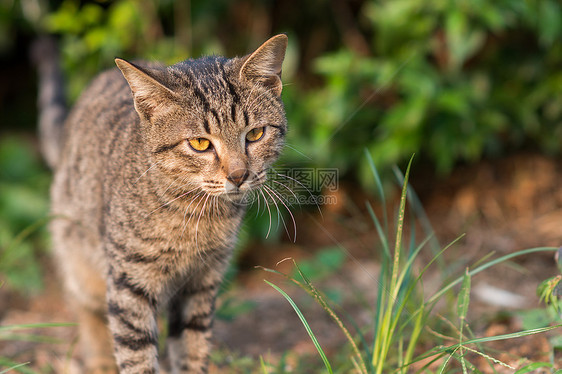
(222, 176), (262, 197)
(201, 170), (267, 201)
(198, 169), (268, 202)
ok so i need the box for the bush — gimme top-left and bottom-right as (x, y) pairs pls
(3, 0), (562, 184)
(0, 136), (50, 292)
(293, 0), (562, 182)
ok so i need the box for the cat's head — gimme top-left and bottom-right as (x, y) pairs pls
(116, 35), (288, 201)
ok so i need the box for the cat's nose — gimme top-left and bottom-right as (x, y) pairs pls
(227, 168), (249, 187)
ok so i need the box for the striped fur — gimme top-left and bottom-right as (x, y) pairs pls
(43, 35), (288, 373)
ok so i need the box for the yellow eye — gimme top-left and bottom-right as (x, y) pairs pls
(188, 138), (211, 152)
(246, 127), (265, 142)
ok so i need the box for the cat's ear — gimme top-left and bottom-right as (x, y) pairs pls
(240, 34), (288, 97)
(115, 58), (176, 120)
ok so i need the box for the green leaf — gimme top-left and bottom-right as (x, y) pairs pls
(537, 0), (562, 45)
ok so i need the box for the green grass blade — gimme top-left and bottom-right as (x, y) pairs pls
(438, 346), (459, 374)
(364, 148), (385, 204)
(373, 156), (414, 374)
(428, 247), (558, 305)
(457, 268), (471, 322)
(265, 280), (333, 374)
(514, 362), (553, 373)
(372, 255), (387, 369)
(364, 148), (388, 234)
(457, 268), (471, 373)
(291, 262), (368, 374)
(0, 322), (75, 333)
(462, 323), (500, 374)
(366, 202), (390, 259)
(392, 165), (442, 262)
(391, 234), (466, 371)
(0, 333), (64, 344)
(396, 234), (466, 341)
(395, 209), (417, 305)
(0, 359), (35, 374)
(456, 324), (562, 345)
(259, 356), (269, 374)
(402, 300), (425, 372)
(394, 234), (433, 300)
(461, 345), (513, 370)
(389, 155), (414, 297)
(411, 324), (562, 366)
(415, 350), (447, 373)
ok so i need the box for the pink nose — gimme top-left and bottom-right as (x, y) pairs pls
(227, 169), (249, 187)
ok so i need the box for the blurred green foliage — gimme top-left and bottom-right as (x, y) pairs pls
(4, 0), (562, 172)
(295, 0), (562, 181)
(4, 0), (562, 179)
(0, 136), (50, 292)
(291, 247), (346, 282)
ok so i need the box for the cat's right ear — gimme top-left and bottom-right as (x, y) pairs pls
(115, 58), (176, 120)
(240, 34), (288, 97)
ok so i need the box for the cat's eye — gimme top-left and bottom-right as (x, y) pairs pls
(246, 127), (265, 142)
(188, 138), (211, 152)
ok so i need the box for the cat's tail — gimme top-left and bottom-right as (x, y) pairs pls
(31, 36), (67, 170)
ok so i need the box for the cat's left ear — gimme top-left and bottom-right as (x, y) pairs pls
(115, 58), (176, 120)
(240, 34), (288, 97)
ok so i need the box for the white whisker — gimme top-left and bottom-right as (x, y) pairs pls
(262, 185), (288, 238)
(195, 193), (211, 249)
(134, 161), (161, 184)
(179, 191), (206, 238)
(270, 179), (299, 205)
(264, 184), (296, 242)
(258, 188), (273, 239)
(254, 189), (262, 218)
(283, 143), (313, 160)
(272, 170), (323, 219)
(149, 186), (201, 216)
(162, 176), (182, 195)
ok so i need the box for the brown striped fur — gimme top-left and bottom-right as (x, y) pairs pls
(41, 35), (288, 373)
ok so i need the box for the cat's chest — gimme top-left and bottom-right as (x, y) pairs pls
(101, 201), (242, 299)
(107, 192), (244, 263)
(147, 193), (244, 242)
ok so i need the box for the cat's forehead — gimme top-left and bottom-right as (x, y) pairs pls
(162, 55), (282, 133)
(170, 57), (238, 96)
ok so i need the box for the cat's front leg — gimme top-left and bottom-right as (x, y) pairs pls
(167, 269), (224, 374)
(106, 268), (160, 374)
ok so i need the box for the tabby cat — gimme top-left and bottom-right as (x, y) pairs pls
(37, 35), (288, 373)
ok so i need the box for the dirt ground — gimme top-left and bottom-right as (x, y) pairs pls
(2, 153), (562, 373)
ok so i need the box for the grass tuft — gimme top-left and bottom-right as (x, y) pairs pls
(261, 153), (562, 373)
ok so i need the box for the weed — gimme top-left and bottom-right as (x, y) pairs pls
(0, 321), (75, 373)
(262, 153), (560, 373)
